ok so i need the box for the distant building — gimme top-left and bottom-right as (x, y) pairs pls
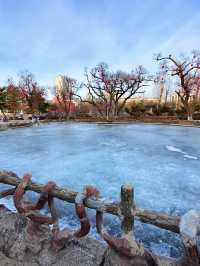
(55, 75), (66, 97)
(53, 75), (78, 113)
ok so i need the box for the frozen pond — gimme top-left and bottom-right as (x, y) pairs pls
(0, 122), (200, 257)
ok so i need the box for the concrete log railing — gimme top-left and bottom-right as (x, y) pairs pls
(1, 170), (200, 265)
(0, 171), (180, 233)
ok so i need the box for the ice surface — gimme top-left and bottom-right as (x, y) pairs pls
(0, 122), (200, 257)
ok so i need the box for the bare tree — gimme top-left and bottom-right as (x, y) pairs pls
(18, 71), (46, 115)
(193, 75), (200, 101)
(153, 67), (172, 115)
(76, 63), (148, 121)
(54, 76), (77, 120)
(156, 51), (200, 120)
(113, 67), (148, 116)
(0, 87), (8, 120)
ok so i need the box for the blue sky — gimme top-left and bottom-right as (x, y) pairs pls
(0, 0), (200, 91)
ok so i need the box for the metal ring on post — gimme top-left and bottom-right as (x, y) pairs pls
(96, 211), (156, 265)
(13, 174), (57, 224)
(13, 174), (31, 213)
(25, 181), (57, 225)
(51, 185), (100, 251)
(74, 185), (99, 238)
(94, 188), (135, 257)
(96, 210), (134, 257)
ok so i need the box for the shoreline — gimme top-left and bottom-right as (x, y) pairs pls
(0, 120), (33, 131)
(37, 117), (200, 129)
(0, 117), (200, 131)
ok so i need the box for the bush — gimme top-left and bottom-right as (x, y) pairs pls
(160, 104), (170, 113)
(193, 112), (200, 120)
(125, 101), (179, 117)
(175, 107), (187, 119)
(125, 101), (150, 116)
(194, 102), (200, 112)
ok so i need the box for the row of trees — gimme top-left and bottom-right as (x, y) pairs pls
(54, 51), (200, 121)
(1, 51), (200, 121)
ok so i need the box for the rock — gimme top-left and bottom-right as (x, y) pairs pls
(103, 247), (182, 266)
(0, 208), (106, 266)
(0, 208), (189, 266)
(103, 247), (157, 266)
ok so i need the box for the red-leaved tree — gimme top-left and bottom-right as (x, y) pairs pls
(18, 71), (46, 115)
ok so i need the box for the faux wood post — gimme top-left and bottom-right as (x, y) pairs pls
(120, 185), (154, 261)
(120, 184), (134, 235)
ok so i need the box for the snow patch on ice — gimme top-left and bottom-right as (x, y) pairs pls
(166, 145), (186, 154)
(183, 155), (198, 160)
(166, 145), (198, 160)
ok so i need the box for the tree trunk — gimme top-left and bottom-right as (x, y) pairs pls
(186, 103), (193, 121)
(67, 99), (72, 120)
(106, 103), (109, 121)
(0, 109), (7, 121)
(187, 114), (193, 121)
